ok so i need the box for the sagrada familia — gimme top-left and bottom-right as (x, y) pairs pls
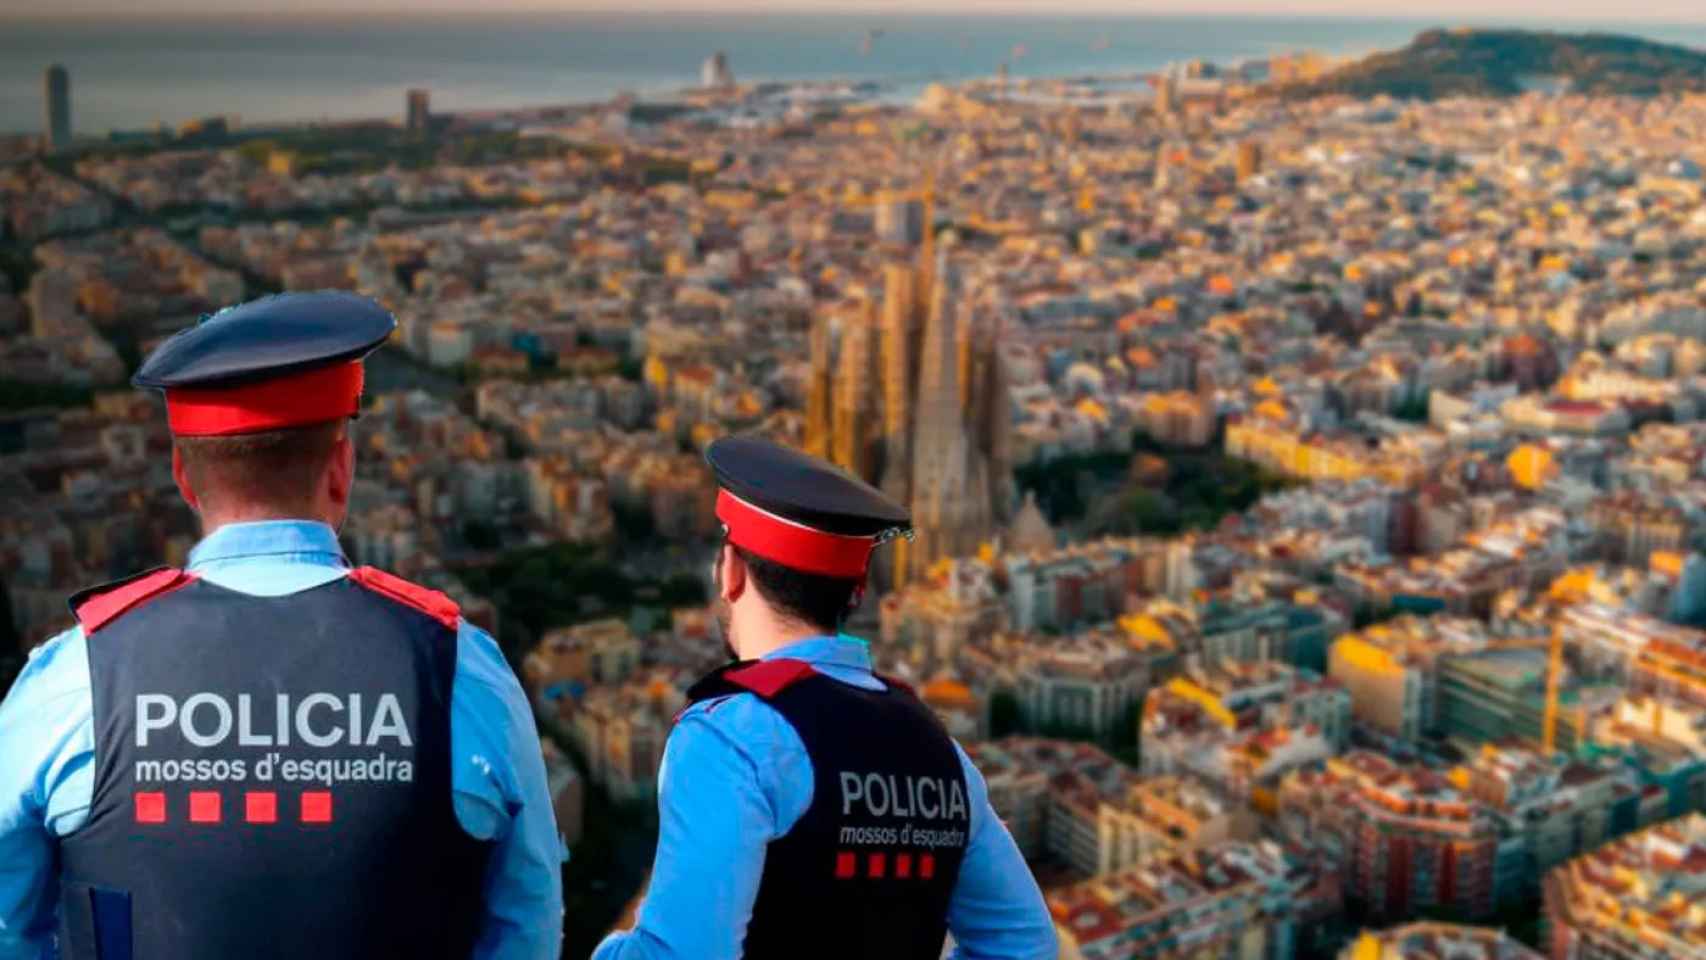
(804, 234), (1014, 588)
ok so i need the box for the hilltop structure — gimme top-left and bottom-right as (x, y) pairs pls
(1293, 29), (1706, 100)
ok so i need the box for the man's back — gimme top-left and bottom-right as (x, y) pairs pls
(593, 635), (1058, 960)
(0, 521), (565, 960)
(683, 658), (971, 960)
(58, 570), (487, 960)
(2, 293), (562, 959)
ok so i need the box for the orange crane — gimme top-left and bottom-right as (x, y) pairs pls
(1543, 625), (1565, 755)
(840, 168), (938, 261)
(838, 168), (941, 333)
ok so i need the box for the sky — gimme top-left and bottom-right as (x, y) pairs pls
(2, 0), (1705, 21)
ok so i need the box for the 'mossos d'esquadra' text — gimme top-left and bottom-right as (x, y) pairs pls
(131, 692), (415, 786)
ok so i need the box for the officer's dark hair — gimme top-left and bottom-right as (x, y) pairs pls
(175, 419), (348, 515)
(731, 544), (862, 633)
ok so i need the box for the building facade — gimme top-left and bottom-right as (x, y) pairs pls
(1543, 813), (1706, 960)
(1279, 752), (1500, 922)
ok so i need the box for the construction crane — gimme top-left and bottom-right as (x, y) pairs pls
(839, 128), (944, 256)
(839, 168), (938, 262)
(1542, 625), (1565, 755)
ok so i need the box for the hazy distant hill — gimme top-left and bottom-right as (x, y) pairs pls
(1289, 28), (1706, 100)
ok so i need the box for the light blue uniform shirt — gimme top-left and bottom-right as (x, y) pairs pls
(594, 635), (1058, 960)
(0, 520), (564, 960)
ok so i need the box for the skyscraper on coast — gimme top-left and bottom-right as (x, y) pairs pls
(406, 89), (431, 134)
(43, 65), (70, 154)
(701, 52), (735, 90)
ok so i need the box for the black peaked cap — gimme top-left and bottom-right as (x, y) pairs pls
(707, 435), (911, 538)
(133, 291), (396, 389)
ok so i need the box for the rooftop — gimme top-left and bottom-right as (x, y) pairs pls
(1048, 840), (1318, 955)
(1342, 922), (1543, 960)
(1547, 813), (1706, 958)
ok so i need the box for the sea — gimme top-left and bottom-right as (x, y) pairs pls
(3, 11), (1706, 137)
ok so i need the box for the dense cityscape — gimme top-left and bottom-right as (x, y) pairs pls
(5, 24), (1706, 960)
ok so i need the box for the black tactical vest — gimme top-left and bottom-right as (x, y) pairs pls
(56, 567), (490, 960)
(686, 658), (971, 960)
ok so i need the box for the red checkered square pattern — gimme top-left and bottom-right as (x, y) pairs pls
(301, 791), (334, 824)
(188, 791), (222, 824)
(245, 791), (278, 824)
(134, 792), (166, 824)
(132, 790), (339, 825)
(833, 849), (944, 880)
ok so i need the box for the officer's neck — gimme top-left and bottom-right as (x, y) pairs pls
(199, 507), (338, 538)
(732, 603), (824, 661)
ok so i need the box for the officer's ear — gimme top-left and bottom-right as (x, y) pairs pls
(171, 445), (201, 513)
(324, 426), (354, 513)
(719, 543), (746, 604)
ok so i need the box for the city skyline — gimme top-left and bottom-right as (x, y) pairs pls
(4, 1), (1706, 22)
(6, 6), (1706, 957)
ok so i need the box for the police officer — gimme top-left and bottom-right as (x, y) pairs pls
(594, 437), (1057, 960)
(0, 293), (563, 960)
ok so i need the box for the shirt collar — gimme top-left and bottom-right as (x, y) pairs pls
(761, 633), (873, 673)
(187, 520), (348, 571)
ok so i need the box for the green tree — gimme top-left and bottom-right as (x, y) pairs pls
(461, 519), (502, 551)
(1393, 392), (1432, 422)
(611, 503), (655, 543)
(0, 580), (19, 697)
(1125, 488), (1181, 535)
(1353, 603), (1398, 630)
(235, 139), (277, 167)
(989, 690), (1022, 738)
(0, 243), (36, 294)
(0, 654), (20, 702)
(0, 380), (93, 412)
(660, 573), (706, 608)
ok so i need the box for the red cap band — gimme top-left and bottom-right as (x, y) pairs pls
(717, 489), (877, 579)
(165, 361), (364, 437)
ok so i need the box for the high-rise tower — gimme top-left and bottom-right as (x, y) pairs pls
(701, 52), (735, 89)
(879, 260), (921, 506)
(831, 300), (879, 479)
(43, 65), (70, 154)
(406, 89), (431, 135)
(804, 313), (838, 459)
(904, 250), (995, 582)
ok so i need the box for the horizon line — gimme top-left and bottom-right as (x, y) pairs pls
(4, 7), (1706, 26)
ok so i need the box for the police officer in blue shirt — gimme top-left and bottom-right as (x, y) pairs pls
(595, 436), (1057, 960)
(0, 292), (563, 960)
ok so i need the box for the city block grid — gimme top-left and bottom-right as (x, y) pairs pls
(4, 38), (1706, 960)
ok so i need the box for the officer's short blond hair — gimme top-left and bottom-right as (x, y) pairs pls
(175, 419), (347, 516)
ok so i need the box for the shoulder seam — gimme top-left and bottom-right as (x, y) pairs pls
(671, 695), (772, 771)
(347, 566), (460, 630)
(73, 568), (194, 634)
(679, 690), (782, 726)
(451, 623), (523, 697)
(724, 658), (817, 697)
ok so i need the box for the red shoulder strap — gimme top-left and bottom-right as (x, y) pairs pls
(347, 566), (460, 630)
(74, 568), (196, 634)
(724, 658), (817, 698)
